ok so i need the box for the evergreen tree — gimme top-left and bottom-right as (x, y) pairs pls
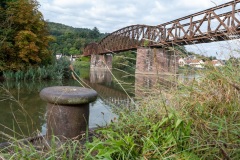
(89, 27), (100, 38)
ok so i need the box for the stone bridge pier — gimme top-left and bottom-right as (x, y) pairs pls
(91, 54), (112, 69)
(135, 47), (178, 74)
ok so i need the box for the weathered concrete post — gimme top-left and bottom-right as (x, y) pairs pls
(40, 86), (97, 139)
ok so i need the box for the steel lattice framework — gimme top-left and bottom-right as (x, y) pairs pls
(83, 0), (240, 56)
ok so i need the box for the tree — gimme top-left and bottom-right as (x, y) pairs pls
(0, 0), (53, 71)
(69, 47), (79, 55)
(47, 22), (106, 55)
(89, 27), (100, 39)
(0, 0), (10, 9)
(0, 0), (14, 71)
(173, 46), (188, 55)
(209, 56), (217, 60)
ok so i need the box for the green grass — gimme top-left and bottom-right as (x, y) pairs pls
(85, 111), (194, 159)
(84, 62), (240, 159)
(0, 135), (85, 160)
(174, 63), (240, 159)
(0, 59), (239, 159)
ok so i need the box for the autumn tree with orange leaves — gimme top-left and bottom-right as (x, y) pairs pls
(0, 0), (53, 71)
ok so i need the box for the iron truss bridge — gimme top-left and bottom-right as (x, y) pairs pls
(83, 0), (240, 56)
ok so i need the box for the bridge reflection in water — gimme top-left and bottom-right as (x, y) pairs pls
(85, 69), (197, 129)
(88, 69), (182, 105)
(90, 69), (112, 84)
(88, 69), (132, 107)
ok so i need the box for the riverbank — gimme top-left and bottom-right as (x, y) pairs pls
(84, 63), (240, 159)
(0, 62), (239, 159)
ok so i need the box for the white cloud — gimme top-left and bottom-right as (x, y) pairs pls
(176, 0), (212, 9)
(38, 0), (232, 32)
(51, 0), (92, 8)
(38, 0), (238, 59)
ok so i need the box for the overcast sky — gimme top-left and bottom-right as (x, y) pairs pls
(38, 0), (240, 59)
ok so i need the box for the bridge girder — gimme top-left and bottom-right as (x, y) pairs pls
(84, 0), (240, 56)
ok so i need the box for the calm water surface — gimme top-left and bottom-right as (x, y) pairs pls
(0, 69), (134, 142)
(0, 68), (196, 142)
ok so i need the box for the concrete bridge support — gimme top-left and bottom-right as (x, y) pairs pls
(90, 54), (112, 69)
(135, 47), (178, 74)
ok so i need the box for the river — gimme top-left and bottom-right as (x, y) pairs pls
(0, 69), (135, 142)
(0, 68), (194, 143)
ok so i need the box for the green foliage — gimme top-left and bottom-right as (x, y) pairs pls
(1, 53), (239, 159)
(89, 27), (101, 39)
(143, 39), (149, 47)
(112, 51), (136, 72)
(73, 61), (90, 70)
(80, 56), (90, 62)
(173, 62), (240, 159)
(85, 61), (240, 159)
(112, 56), (130, 70)
(3, 57), (71, 81)
(227, 56), (240, 66)
(0, 0), (53, 71)
(72, 56), (91, 71)
(85, 110), (193, 159)
(1, 136), (84, 160)
(173, 45), (188, 55)
(172, 46), (213, 61)
(209, 56), (217, 60)
(47, 22), (108, 56)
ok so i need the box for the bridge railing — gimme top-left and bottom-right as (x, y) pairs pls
(84, 0), (240, 56)
(159, 0), (240, 45)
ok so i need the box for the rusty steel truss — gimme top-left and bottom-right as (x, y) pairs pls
(84, 0), (240, 56)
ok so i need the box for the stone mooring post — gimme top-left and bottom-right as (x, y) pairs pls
(40, 86), (97, 140)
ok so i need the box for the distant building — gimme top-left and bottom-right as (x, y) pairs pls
(55, 54), (81, 62)
(56, 54), (62, 59)
(178, 58), (186, 67)
(178, 56), (204, 68)
(186, 59), (205, 68)
(211, 60), (224, 67)
(177, 55), (225, 68)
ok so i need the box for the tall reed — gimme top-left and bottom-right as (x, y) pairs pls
(173, 62), (240, 159)
(84, 61), (240, 159)
(3, 57), (71, 81)
(0, 52), (239, 159)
